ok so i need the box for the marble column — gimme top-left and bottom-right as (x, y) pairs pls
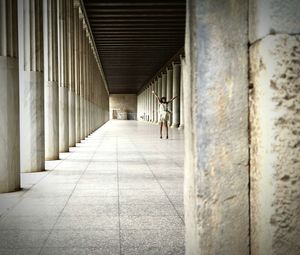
(79, 16), (85, 140)
(161, 72), (167, 98)
(151, 82), (154, 122)
(67, 0), (75, 147)
(20, 0), (45, 172)
(74, 3), (81, 144)
(184, 0), (249, 253)
(178, 56), (184, 130)
(0, 0), (20, 192)
(249, 1), (300, 254)
(45, 0), (59, 160)
(171, 62), (180, 128)
(166, 67), (173, 126)
(58, 0), (69, 152)
(154, 79), (158, 123)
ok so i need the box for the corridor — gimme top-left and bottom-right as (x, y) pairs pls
(0, 121), (184, 255)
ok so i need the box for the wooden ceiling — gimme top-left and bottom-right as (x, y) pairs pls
(83, 0), (186, 94)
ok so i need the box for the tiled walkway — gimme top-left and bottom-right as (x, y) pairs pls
(0, 120), (185, 255)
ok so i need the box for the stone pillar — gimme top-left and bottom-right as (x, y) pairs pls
(249, 1), (300, 254)
(157, 76), (162, 99)
(171, 62), (180, 128)
(20, 0), (45, 172)
(150, 82), (155, 122)
(79, 16), (85, 140)
(74, 3), (81, 144)
(184, 0), (249, 254)
(178, 56), (184, 130)
(161, 72), (167, 98)
(166, 67), (173, 126)
(58, 0), (69, 152)
(44, 0), (59, 160)
(0, 0), (20, 192)
(67, 0), (75, 147)
(154, 79), (158, 123)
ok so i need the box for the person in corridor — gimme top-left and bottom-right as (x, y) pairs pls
(152, 90), (177, 139)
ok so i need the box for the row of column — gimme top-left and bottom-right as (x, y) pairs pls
(137, 56), (184, 129)
(0, 0), (109, 193)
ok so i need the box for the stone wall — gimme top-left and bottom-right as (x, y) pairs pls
(109, 94), (137, 120)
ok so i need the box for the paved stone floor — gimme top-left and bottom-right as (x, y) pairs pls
(0, 120), (184, 255)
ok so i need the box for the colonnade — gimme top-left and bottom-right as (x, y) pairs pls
(0, 0), (109, 193)
(137, 56), (184, 129)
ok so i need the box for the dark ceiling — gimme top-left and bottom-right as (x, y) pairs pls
(83, 0), (186, 94)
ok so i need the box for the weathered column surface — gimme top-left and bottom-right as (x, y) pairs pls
(154, 79), (158, 123)
(0, 0), (20, 192)
(68, 0), (76, 147)
(171, 62), (180, 128)
(166, 67), (173, 126)
(178, 56), (184, 130)
(45, 0), (59, 160)
(20, 0), (45, 172)
(161, 72), (167, 98)
(249, 1), (300, 254)
(58, 0), (69, 152)
(184, 1), (249, 254)
(74, 4), (81, 143)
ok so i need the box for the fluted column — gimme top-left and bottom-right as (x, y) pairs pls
(178, 56), (184, 130)
(67, 0), (75, 147)
(79, 16), (85, 140)
(0, 0), (20, 192)
(154, 79), (158, 123)
(171, 62), (180, 128)
(161, 72), (167, 98)
(20, 0), (45, 172)
(58, 0), (69, 152)
(151, 82), (154, 122)
(166, 67), (173, 126)
(74, 3), (81, 144)
(45, 0), (59, 160)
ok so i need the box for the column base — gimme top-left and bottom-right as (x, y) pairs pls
(171, 123), (179, 128)
(178, 125), (184, 130)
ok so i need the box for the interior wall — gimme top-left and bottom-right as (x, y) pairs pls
(109, 94), (137, 120)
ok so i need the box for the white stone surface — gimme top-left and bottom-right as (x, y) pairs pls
(59, 86), (69, 152)
(0, 57), (20, 193)
(249, 0), (300, 43)
(0, 120), (184, 253)
(45, 82), (59, 160)
(171, 63), (180, 128)
(68, 89), (76, 147)
(20, 72), (45, 173)
(250, 34), (300, 255)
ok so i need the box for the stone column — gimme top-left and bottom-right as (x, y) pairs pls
(58, 0), (69, 152)
(249, 1), (300, 254)
(74, 3), (81, 144)
(151, 82), (154, 122)
(178, 56), (184, 130)
(184, 1), (249, 254)
(20, 0), (45, 172)
(79, 16), (85, 140)
(0, 0), (20, 192)
(67, 0), (75, 147)
(45, 0), (59, 160)
(161, 72), (167, 98)
(171, 62), (180, 128)
(166, 67), (173, 126)
(154, 79), (158, 123)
